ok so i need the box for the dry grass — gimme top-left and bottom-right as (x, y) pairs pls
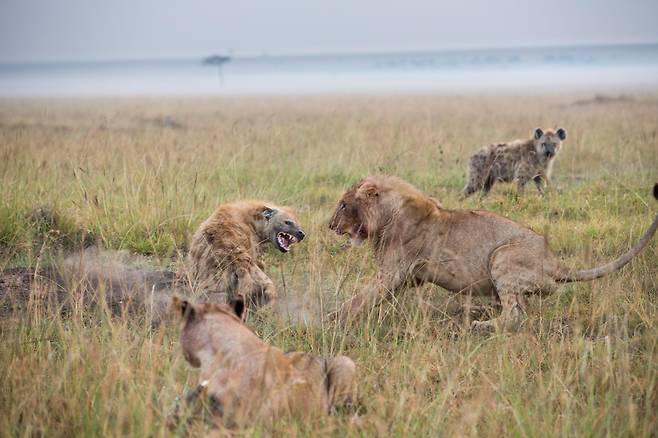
(0, 92), (657, 436)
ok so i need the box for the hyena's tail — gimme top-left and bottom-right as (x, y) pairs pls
(557, 183), (658, 283)
(462, 168), (480, 196)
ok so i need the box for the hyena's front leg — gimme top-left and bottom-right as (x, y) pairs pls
(533, 175), (546, 195)
(513, 166), (532, 195)
(235, 265), (277, 308)
(250, 266), (277, 306)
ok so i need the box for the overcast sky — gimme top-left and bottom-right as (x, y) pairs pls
(1, 0), (657, 62)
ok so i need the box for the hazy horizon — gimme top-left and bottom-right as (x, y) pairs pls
(2, 0), (658, 63)
(2, 41), (658, 66)
(3, 44), (658, 96)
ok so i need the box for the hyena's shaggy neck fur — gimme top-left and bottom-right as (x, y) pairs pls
(188, 200), (304, 309)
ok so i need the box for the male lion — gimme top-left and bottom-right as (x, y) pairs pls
(169, 296), (357, 428)
(188, 200), (305, 308)
(329, 175), (658, 332)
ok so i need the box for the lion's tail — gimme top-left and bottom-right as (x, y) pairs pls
(556, 183), (658, 283)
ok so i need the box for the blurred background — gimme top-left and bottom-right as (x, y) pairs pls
(1, 0), (658, 96)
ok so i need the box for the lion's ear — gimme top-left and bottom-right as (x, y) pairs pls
(172, 296), (195, 321)
(229, 296), (246, 321)
(357, 181), (379, 199)
(262, 207), (278, 220)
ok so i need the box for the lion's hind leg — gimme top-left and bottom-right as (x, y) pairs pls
(472, 242), (556, 334)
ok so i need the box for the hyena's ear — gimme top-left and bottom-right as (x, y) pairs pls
(171, 296), (195, 321)
(262, 207), (278, 220)
(229, 296), (246, 321)
(356, 181), (379, 199)
(533, 128), (544, 140)
(556, 128), (567, 141)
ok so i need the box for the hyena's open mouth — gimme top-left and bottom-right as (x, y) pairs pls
(276, 232), (298, 252)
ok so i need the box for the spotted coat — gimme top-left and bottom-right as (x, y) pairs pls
(463, 128), (566, 196)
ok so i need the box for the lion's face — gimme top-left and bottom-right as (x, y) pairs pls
(533, 127), (566, 161)
(329, 182), (375, 247)
(330, 176), (439, 248)
(172, 296), (245, 368)
(261, 207), (305, 253)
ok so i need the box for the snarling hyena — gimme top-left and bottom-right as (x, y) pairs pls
(463, 128), (567, 196)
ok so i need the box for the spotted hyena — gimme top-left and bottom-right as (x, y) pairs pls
(463, 127), (567, 197)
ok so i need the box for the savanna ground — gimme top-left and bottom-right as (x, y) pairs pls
(0, 92), (657, 437)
